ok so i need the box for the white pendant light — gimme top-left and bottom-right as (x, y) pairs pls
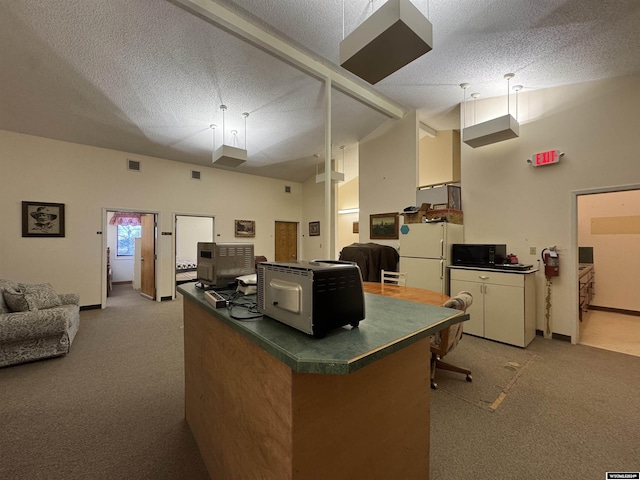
(339, 0), (433, 84)
(462, 74), (520, 148)
(212, 105), (248, 167)
(315, 146), (345, 183)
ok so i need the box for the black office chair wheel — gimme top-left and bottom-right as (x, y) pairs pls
(350, 320), (360, 328)
(430, 381), (438, 390)
(466, 374), (473, 382)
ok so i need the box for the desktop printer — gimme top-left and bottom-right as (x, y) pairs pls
(257, 260), (365, 338)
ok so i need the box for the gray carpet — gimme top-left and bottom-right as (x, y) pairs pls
(430, 334), (640, 480)
(0, 285), (209, 480)
(2, 284), (640, 480)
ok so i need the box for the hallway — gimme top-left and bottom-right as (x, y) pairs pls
(579, 309), (640, 357)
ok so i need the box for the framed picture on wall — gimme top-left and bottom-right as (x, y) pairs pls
(22, 201), (65, 237)
(309, 221), (320, 236)
(234, 219), (255, 237)
(370, 212), (399, 240)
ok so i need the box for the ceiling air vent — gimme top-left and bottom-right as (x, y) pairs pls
(191, 170), (201, 180)
(127, 159), (141, 171)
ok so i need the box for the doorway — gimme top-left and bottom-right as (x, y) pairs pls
(575, 187), (640, 356)
(275, 221), (298, 262)
(174, 214), (215, 290)
(103, 209), (158, 307)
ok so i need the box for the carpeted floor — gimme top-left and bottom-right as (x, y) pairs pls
(0, 285), (209, 480)
(2, 284), (640, 480)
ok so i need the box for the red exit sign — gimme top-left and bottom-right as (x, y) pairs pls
(531, 149), (562, 167)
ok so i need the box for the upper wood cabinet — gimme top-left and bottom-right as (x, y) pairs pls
(418, 130), (461, 187)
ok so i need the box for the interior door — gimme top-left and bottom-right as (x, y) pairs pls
(140, 214), (156, 299)
(275, 221), (298, 262)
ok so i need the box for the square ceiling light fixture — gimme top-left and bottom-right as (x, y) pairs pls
(339, 0), (433, 84)
(461, 74), (521, 148)
(212, 144), (247, 167)
(211, 107), (248, 167)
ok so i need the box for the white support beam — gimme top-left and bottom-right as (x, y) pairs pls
(325, 78), (332, 259)
(171, 0), (406, 120)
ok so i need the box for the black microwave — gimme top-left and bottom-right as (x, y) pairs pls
(451, 244), (507, 267)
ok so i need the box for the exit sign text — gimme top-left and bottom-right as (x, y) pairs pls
(531, 149), (562, 167)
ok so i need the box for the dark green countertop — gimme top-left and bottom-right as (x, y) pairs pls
(178, 282), (468, 375)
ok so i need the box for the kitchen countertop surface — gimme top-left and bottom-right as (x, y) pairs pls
(178, 281), (468, 375)
(449, 265), (539, 274)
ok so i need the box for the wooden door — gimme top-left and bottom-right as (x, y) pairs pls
(275, 221), (298, 262)
(140, 214), (156, 299)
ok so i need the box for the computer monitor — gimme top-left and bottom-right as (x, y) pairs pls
(196, 242), (254, 288)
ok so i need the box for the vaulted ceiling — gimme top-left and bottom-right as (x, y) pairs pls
(2, 0), (639, 182)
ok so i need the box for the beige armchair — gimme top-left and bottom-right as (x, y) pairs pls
(430, 291), (473, 389)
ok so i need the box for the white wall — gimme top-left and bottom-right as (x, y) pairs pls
(301, 175), (326, 261)
(578, 190), (640, 311)
(460, 74), (640, 340)
(0, 130), (302, 307)
(176, 216), (213, 261)
(359, 110), (418, 250)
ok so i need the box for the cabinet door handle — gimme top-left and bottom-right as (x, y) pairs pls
(479, 275), (489, 280)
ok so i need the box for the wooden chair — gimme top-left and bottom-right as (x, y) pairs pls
(430, 291), (473, 389)
(381, 270), (407, 286)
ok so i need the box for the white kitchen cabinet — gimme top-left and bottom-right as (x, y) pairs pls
(449, 267), (536, 347)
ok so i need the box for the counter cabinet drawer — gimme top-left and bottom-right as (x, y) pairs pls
(450, 268), (525, 287)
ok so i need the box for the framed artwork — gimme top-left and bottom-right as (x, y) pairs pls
(432, 203), (447, 210)
(353, 221), (359, 234)
(22, 201), (65, 237)
(309, 221), (320, 236)
(234, 219), (255, 237)
(447, 185), (462, 210)
(370, 212), (399, 240)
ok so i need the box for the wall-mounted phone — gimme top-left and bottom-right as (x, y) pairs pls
(541, 247), (559, 277)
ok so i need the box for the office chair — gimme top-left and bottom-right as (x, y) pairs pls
(381, 270), (407, 286)
(430, 291), (473, 390)
(254, 255), (267, 271)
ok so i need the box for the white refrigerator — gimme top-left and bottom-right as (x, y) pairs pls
(399, 222), (464, 294)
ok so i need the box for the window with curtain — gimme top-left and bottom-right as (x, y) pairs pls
(110, 213), (143, 257)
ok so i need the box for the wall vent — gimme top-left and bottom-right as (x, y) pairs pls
(191, 170), (201, 180)
(284, 185), (291, 193)
(127, 159), (141, 171)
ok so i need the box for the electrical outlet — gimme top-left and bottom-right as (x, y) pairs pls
(529, 246), (536, 255)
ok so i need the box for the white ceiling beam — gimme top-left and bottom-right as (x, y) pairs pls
(170, 0), (406, 120)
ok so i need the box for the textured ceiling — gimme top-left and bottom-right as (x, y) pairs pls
(1, 0), (639, 182)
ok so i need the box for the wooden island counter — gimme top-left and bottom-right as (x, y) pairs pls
(177, 282), (467, 480)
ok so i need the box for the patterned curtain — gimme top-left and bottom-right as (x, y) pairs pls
(109, 213), (142, 226)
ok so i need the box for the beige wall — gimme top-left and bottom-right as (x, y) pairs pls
(301, 175), (326, 261)
(337, 178), (359, 254)
(359, 110), (418, 250)
(418, 129), (461, 187)
(460, 74), (640, 340)
(578, 190), (640, 311)
(0, 130), (302, 307)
